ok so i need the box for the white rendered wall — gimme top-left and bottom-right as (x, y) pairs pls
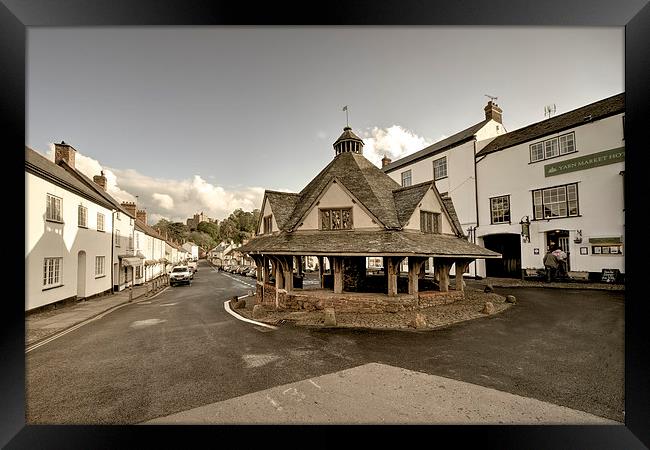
(476, 114), (625, 275)
(26, 172), (113, 311)
(299, 181), (382, 230)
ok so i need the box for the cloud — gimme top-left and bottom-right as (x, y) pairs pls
(360, 125), (440, 168)
(152, 193), (174, 210)
(43, 145), (265, 224)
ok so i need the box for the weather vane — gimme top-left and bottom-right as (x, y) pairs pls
(342, 105), (349, 127)
(485, 94), (498, 103)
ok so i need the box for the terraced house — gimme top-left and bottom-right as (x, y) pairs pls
(25, 145), (115, 311)
(238, 126), (499, 313)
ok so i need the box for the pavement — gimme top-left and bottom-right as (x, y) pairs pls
(146, 362), (618, 425)
(26, 277), (170, 348)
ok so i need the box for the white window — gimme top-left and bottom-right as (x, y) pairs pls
(78, 205), (88, 227)
(116, 212), (120, 220)
(544, 138), (559, 159)
(95, 256), (105, 277)
(401, 170), (412, 187)
(46, 194), (62, 222)
(490, 195), (511, 224)
(43, 257), (62, 288)
(531, 132), (576, 162)
(433, 157), (447, 180)
(559, 132), (576, 155)
(530, 142), (544, 162)
(532, 183), (579, 220)
(115, 229), (121, 247)
(128, 234), (134, 250)
(136, 233), (140, 249)
(97, 213), (105, 232)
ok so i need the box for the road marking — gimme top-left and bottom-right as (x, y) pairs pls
(130, 318), (167, 328)
(221, 272), (256, 288)
(26, 286), (171, 353)
(308, 379), (321, 389)
(265, 395), (283, 411)
(224, 297), (278, 330)
(159, 302), (178, 306)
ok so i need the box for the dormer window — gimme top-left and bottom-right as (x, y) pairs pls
(420, 211), (441, 234)
(263, 215), (273, 234)
(320, 208), (352, 230)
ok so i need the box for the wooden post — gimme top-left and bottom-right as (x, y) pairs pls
(275, 258), (284, 290)
(408, 257), (424, 295)
(387, 257), (403, 296)
(333, 256), (343, 294)
(455, 259), (470, 292)
(317, 256), (324, 288)
(263, 256), (270, 284)
(437, 260), (452, 292)
(283, 256), (294, 293)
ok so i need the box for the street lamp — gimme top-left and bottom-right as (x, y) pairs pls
(519, 216), (531, 243)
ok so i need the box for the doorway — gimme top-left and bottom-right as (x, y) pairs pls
(546, 230), (570, 271)
(77, 251), (86, 299)
(482, 233), (522, 278)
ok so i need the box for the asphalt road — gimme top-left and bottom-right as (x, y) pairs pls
(25, 260), (624, 424)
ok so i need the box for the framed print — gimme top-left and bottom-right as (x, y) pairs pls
(580, 247), (588, 255)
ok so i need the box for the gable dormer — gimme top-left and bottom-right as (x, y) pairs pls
(257, 194), (279, 235)
(297, 178), (382, 231)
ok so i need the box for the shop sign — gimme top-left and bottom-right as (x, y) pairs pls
(544, 147), (625, 177)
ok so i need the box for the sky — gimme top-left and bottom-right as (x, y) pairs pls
(27, 27), (624, 225)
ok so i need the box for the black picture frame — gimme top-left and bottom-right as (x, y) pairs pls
(3, 0), (649, 448)
(580, 247), (588, 255)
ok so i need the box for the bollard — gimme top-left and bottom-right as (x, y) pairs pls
(129, 286), (133, 302)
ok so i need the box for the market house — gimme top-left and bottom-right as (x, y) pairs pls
(237, 126), (501, 313)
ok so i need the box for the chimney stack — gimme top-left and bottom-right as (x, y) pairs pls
(93, 170), (107, 191)
(381, 155), (392, 168)
(136, 209), (147, 225)
(54, 141), (76, 168)
(484, 101), (503, 123)
(121, 201), (137, 218)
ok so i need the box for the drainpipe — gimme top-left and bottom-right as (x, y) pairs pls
(473, 139), (480, 278)
(111, 210), (115, 293)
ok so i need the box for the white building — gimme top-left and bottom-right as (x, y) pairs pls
(182, 241), (199, 261)
(25, 145), (114, 311)
(475, 93), (625, 280)
(382, 100), (506, 276)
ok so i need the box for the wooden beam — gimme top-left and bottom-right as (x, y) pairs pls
(455, 258), (471, 292)
(317, 256), (324, 288)
(387, 256), (404, 296)
(408, 257), (425, 295)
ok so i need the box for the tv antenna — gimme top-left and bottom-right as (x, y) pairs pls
(544, 104), (557, 118)
(485, 94), (498, 103)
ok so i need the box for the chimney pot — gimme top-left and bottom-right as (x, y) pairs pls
(381, 155), (392, 168)
(93, 172), (107, 191)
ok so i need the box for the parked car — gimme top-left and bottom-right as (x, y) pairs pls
(246, 267), (257, 277)
(188, 260), (198, 274)
(170, 266), (192, 286)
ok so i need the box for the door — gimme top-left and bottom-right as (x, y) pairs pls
(547, 230), (570, 271)
(482, 234), (522, 278)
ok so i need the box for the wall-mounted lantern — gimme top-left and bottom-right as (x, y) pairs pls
(519, 216), (531, 243)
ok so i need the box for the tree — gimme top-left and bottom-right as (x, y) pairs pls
(189, 231), (216, 251)
(154, 218), (189, 243)
(197, 221), (220, 242)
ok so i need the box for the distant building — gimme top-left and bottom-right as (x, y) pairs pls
(182, 242), (199, 260)
(186, 211), (216, 231)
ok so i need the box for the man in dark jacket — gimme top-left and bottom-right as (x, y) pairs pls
(543, 248), (559, 282)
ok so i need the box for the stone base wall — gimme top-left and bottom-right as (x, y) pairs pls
(255, 283), (464, 314)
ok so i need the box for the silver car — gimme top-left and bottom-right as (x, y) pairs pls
(170, 266), (192, 286)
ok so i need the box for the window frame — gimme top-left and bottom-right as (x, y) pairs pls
(529, 132), (577, 163)
(420, 210), (441, 234)
(95, 255), (106, 278)
(319, 207), (354, 231)
(43, 257), (63, 289)
(46, 194), (63, 223)
(78, 204), (88, 228)
(531, 182), (580, 220)
(97, 212), (105, 232)
(432, 156), (448, 180)
(489, 194), (511, 225)
(115, 228), (120, 247)
(263, 215), (273, 234)
(401, 170), (412, 187)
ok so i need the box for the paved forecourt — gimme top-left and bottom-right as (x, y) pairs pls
(146, 362), (618, 425)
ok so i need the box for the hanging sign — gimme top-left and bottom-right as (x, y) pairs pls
(545, 147), (625, 177)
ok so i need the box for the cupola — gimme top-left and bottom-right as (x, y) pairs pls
(333, 126), (364, 156)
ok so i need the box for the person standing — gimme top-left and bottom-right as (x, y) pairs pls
(543, 246), (559, 282)
(551, 243), (568, 279)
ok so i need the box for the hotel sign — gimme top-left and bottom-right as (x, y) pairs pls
(544, 147), (625, 177)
